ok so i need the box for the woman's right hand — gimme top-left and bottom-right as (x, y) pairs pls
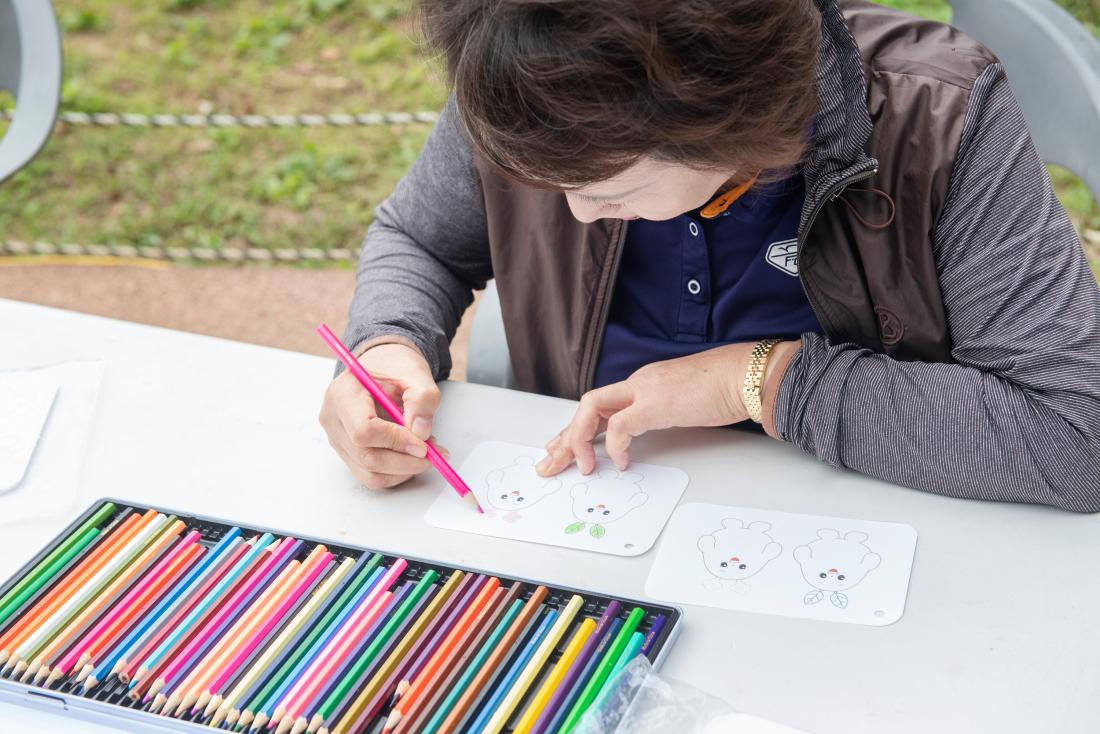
(319, 342), (445, 490)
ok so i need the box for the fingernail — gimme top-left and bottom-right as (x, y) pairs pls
(405, 443), (427, 458)
(438, 446), (451, 460)
(535, 455), (551, 473)
(411, 417), (432, 440)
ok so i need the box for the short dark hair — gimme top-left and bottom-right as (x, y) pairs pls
(421, 0), (822, 188)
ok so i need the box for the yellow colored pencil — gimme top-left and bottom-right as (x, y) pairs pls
(482, 594), (584, 734)
(512, 617), (596, 734)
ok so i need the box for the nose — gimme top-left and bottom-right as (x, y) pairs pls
(828, 568), (838, 575)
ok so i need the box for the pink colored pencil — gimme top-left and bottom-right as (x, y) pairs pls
(52, 531), (202, 677)
(315, 324), (483, 514)
(156, 537), (299, 688)
(270, 559), (409, 728)
(205, 552), (334, 698)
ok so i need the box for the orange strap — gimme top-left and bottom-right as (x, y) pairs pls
(699, 173), (760, 219)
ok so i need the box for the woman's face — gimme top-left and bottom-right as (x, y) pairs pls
(563, 158), (733, 223)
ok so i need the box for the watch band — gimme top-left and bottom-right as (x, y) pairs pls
(741, 338), (782, 424)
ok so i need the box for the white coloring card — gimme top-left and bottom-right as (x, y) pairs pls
(425, 441), (689, 557)
(0, 369), (60, 494)
(646, 503), (917, 626)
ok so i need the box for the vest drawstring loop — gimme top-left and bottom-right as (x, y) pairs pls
(838, 187), (896, 230)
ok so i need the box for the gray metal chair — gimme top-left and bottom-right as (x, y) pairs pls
(466, 0), (1100, 389)
(950, 0), (1100, 200)
(0, 0), (61, 184)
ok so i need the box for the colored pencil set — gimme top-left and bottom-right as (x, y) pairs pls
(0, 500), (678, 733)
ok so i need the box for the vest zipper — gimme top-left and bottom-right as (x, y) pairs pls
(797, 164), (878, 337)
(580, 218), (630, 394)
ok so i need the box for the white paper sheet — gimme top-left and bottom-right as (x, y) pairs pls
(425, 441), (689, 557)
(0, 362), (105, 525)
(646, 503), (917, 626)
(0, 369), (59, 494)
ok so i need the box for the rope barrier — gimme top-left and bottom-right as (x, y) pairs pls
(0, 109), (439, 128)
(1, 240), (359, 263)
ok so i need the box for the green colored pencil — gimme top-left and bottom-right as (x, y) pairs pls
(307, 569), (439, 731)
(421, 597), (525, 734)
(0, 502), (115, 615)
(0, 528), (100, 627)
(557, 606), (645, 734)
(240, 553), (383, 723)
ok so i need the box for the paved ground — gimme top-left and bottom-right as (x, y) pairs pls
(0, 260), (476, 379)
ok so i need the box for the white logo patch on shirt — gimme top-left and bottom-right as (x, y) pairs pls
(765, 239), (800, 277)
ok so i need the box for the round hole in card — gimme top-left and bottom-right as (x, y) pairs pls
(625, 543), (635, 550)
(874, 609), (885, 617)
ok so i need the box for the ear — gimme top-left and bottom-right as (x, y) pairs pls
(747, 521), (772, 533)
(844, 531), (869, 543)
(762, 541), (782, 561)
(698, 535), (716, 553)
(570, 483), (586, 499)
(598, 469), (619, 480)
(515, 456), (535, 466)
(543, 478), (562, 495)
(861, 552), (882, 571)
(627, 492), (649, 509)
(817, 528), (840, 540)
(486, 469), (504, 487)
(621, 472), (644, 484)
(721, 518), (745, 530)
(793, 545), (812, 563)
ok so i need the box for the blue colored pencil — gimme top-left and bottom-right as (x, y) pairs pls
(467, 609), (559, 733)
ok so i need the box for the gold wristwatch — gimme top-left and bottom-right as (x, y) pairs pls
(741, 338), (782, 424)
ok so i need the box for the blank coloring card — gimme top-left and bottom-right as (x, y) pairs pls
(425, 440), (689, 557)
(646, 503), (918, 626)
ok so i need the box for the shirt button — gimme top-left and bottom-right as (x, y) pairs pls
(687, 278), (702, 295)
(688, 221), (699, 237)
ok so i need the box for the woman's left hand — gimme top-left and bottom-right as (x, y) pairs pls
(535, 341), (799, 476)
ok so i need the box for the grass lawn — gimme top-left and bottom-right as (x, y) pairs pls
(0, 0), (1097, 266)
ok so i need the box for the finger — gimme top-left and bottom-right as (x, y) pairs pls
(339, 408), (427, 457)
(400, 379), (441, 440)
(354, 447), (432, 476)
(330, 440), (413, 490)
(535, 435), (575, 477)
(569, 385), (632, 474)
(604, 405), (651, 470)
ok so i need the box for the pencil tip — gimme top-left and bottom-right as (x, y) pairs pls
(290, 717), (308, 734)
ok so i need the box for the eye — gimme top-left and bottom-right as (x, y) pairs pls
(738, 564), (747, 570)
(500, 494), (508, 499)
(587, 507), (594, 513)
(838, 574), (845, 581)
(517, 497), (524, 502)
(602, 510), (610, 516)
(720, 561), (728, 568)
(819, 572), (827, 579)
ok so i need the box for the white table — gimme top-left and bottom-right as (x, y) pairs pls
(2, 297), (1099, 734)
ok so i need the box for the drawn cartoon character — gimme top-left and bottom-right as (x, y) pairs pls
(565, 470), (648, 538)
(483, 456), (562, 522)
(793, 529), (881, 609)
(697, 519), (782, 591)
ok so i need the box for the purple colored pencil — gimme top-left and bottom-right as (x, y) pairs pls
(529, 600), (621, 734)
(639, 614), (667, 657)
(392, 574), (488, 700)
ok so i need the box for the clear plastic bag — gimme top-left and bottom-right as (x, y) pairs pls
(574, 655), (813, 734)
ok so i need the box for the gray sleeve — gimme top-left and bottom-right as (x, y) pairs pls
(343, 96), (492, 379)
(774, 63), (1100, 512)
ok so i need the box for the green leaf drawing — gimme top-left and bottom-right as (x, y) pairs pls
(565, 521), (586, 535)
(589, 524), (606, 539)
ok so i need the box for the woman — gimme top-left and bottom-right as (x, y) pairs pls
(320, 0), (1100, 511)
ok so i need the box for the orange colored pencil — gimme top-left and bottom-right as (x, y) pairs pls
(0, 510), (150, 664)
(435, 585), (549, 734)
(384, 576), (502, 734)
(31, 519), (186, 681)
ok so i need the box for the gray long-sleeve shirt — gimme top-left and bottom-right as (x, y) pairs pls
(346, 69), (1100, 513)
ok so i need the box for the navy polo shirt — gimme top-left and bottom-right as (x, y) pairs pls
(593, 174), (824, 389)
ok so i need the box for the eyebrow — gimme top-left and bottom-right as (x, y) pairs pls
(569, 181), (650, 201)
